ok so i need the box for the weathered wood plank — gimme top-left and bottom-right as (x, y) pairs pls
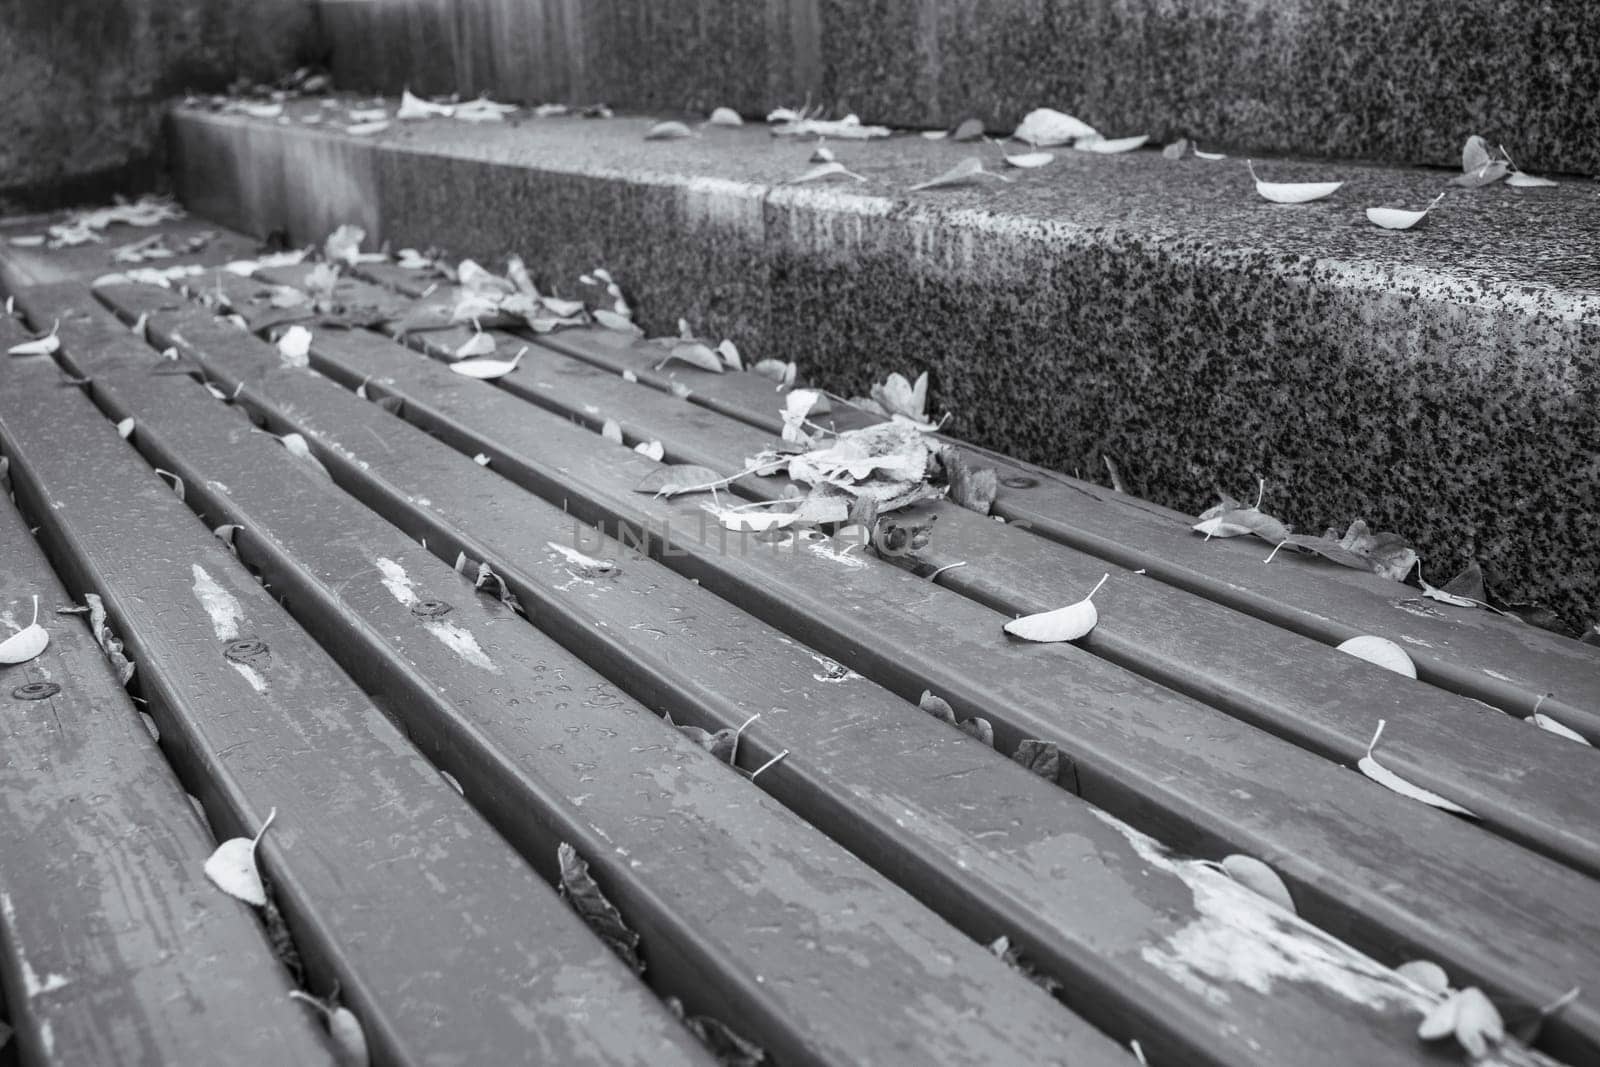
(97, 279), (1568, 1067)
(357, 259), (1600, 738)
(52, 287), (1135, 1067)
(328, 289), (1600, 881)
(0, 216), (260, 291)
(198, 275), (1600, 1060)
(0, 455), (332, 1067)
(0, 308), (710, 1067)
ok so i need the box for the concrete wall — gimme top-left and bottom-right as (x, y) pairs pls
(318, 0), (1600, 174)
(0, 0), (320, 211)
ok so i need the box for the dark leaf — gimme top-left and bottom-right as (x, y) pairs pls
(919, 689), (958, 726)
(1206, 507), (1290, 543)
(959, 716), (995, 747)
(941, 446), (998, 515)
(557, 842), (644, 975)
(634, 464), (723, 497)
(1281, 534), (1376, 572)
(1012, 740), (1061, 782)
(876, 515), (937, 556)
(664, 998), (766, 1066)
(375, 396), (404, 414)
(1441, 562), (1488, 602)
(988, 935), (1063, 996)
(1335, 519), (1417, 581)
(847, 493), (880, 529)
(675, 722), (738, 763)
(951, 117), (985, 142)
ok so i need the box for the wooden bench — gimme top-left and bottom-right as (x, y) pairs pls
(1, 217), (1595, 1067)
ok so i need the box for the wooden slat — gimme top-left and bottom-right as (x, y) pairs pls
(205, 270), (1600, 1059)
(0, 454), (332, 1067)
(98, 278), (1567, 1067)
(0, 216), (260, 291)
(0, 306), (709, 1067)
(357, 260), (1600, 738)
(333, 288), (1600, 880)
(49, 287), (1136, 1067)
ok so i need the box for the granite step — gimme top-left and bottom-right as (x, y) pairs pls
(317, 0), (1600, 174)
(132, 99), (1600, 631)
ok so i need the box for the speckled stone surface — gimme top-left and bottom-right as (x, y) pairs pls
(0, 0), (317, 210)
(316, 0), (1600, 174)
(167, 103), (1600, 629)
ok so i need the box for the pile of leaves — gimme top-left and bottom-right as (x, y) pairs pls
(7, 195), (185, 250)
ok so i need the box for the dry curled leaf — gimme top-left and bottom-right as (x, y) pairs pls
(634, 464), (722, 497)
(1506, 170), (1558, 189)
(909, 157), (1012, 191)
(950, 117), (986, 142)
(1004, 574), (1107, 642)
(1419, 986), (1503, 1058)
(204, 807), (277, 906)
(664, 997), (767, 1066)
(1359, 719), (1476, 817)
(941, 447), (998, 515)
(1012, 740), (1061, 781)
(661, 341), (724, 374)
(558, 842), (644, 974)
(1336, 634), (1416, 678)
(1367, 193), (1446, 231)
(600, 418), (624, 444)
(958, 716), (995, 747)
(0, 595), (49, 665)
(453, 329), (495, 359)
(918, 689), (958, 726)
(397, 88), (453, 120)
(788, 161), (868, 184)
(633, 439), (665, 461)
(1396, 959), (1450, 994)
(276, 433), (333, 478)
(717, 339), (742, 370)
(1247, 160), (1343, 204)
(594, 308), (643, 334)
(1011, 107), (1098, 146)
(451, 347), (526, 380)
(277, 324), (312, 366)
(1162, 138), (1191, 160)
(1220, 854), (1295, 913)
(290, 990), (371, 1067)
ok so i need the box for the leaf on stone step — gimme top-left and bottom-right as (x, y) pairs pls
(397, 88), (454, 120)
(1220, 854), (1295, 913)
(1419, 987), (1503, 1058)
(1440, 562), (1488, 602)
(1012, 740), (1061, 781)
(645, 120), (694, 141)
(1011, 108), (1099, 147)
(918, 689), (958, 726)
(7, 320), (59, 356)
(1367, 192), (1446, 231)
(1331, 519), (1417, 581)
(1077, 133), (1150, 154)
(662, 341), (725, 373)
(909, 157), (1012, 191)
(1527, 713), (1591, 746)
(664, 997), (767, 1066)
(594, 308), (643, 334)
(0, 595), (49, 665)
(959, 716), (995, 747)
(634, 464), (723, 497)
(204, 807), (277, 906)
(1162, 138), (1191, 160)
(1336, 634), (1416, 678)
(1453, 160), (1509, 188)
(1247, 160), (1344, 204)
(1194, 148), (1226, 160)
(1506, 171), (1558, 188)
(781, 388), (824, 442)
(557, 842), (645, 975)
(634, 440), (665, 461)
(453, 329), (495, 359)
(1003, 574), (1108, 642)
(1002, 150), (1055, 168)
(601, 418), (623, 444)
(709, 106), (743, 127)
(450, 347), (526, 380)
(541, 296), (585, 318)
(1358, 719), (1476, 817)
(951, 117), (985, 142)
(277, 324), (312, 366)
(1396, 959), (1450, 995)
(788, 161), (868, 184)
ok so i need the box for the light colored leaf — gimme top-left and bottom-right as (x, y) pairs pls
(717, 339), (742, 370)
(645, 120), (694, 141)
(709, 107), (743, 126)
(1396, 959), (1450, 994)
(662, 341), (724, 373)
(1078, 133), (1150, 154)
(346, 120), (390, 136)
(204, 807), (277, 906)
(541, 296), (584, 318)
(1004, 574), (1108, 642)
(593, 308), (643, 334)
(1420, 987), (1503, 1058)
(752, 358), (796, 386)
(715, 508), (795, 532)
(324, 224), (365, 265)
(454, 97), (517, 122)
(601, 418), (623, 444)
(1220, 854), (1295, 913)
(277, 324), (312, 366)
(918, 689), (958, 725)
(959, 716), (995, 747)
(451, 347), (526, 380)
(1336, 634), (1416, 678)
(871, 370), (930, 422)
(1366, 192), (1446, 231)
(1194, 148), (1226, 160)
(453, 329), (495, 359)
(1248, 161), (1343, 204)
(290, 991), (370, 1067)
(1193, 507), (1290, 543)
(1162, 138), (1190, 160)
(634, 440), (665, 461)
(397, 89), (453, 120)
(547, 541), (615, 574)
(634, 464), (723, 497)
(8, 320), (59, 356)
(1507, 171), (1558, 188)
(810, 145), (836, 163)
(1011, 107), (1098, 146)
(951, 117), (985, 142)
(276, 433), (333, 478)
(909, 156), (1012, 191)
(789, 161), (868, 184)
(1461, 135), (1493, 175)
(0, 595), (49, 665)
(1527, 713), (1591, 746)
(1419, 990), (1461, 1041)
(1452, 161), (1508, 188)
(1358, 719), (1477, 817)
(1003, 150), (1055, 168)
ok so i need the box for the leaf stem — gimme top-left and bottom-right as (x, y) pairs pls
(1366, 718), (1386, 759)
(251, 806), (278, 853)
(1086, 573), (1110, 599)
(748, 749), (790, 782)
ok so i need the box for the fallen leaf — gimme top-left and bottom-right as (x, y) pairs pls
(664, 996), (766, 1066)
(810, 145), (836, 163)
(1419, 987), (1503, 1058)
(1453, 161), (1509, 188)
(1012, 740), (1061, 781)
(1367, 192), (1446, 231)
(204, 807), (277, 906)
(951, 117), (986, 142)
(346, 120), (390, 136)
(453, 97), (517, 122)
(635, 464), (723, 497)
(1078, 134), (1150, 154)
(959, 716), (995, 747)
(709, 106), (743, 127)
(1416, 563), (1478, 607)
(714, 508), (795, 533)
(1336, 634), (1416, 678)
(1275, 533), (1376, 572)
(918, 689), (958, 726)
(453, 329), (495, 359)
(593, 308), (643, 334)
(0, 595), (49, 665)
(1527, 713), (1591, 746)
(788, 161), (868, 184)
(1194, 148), (1226, 160)
(7, 320), (59, 356)
(661, 341), (724, 373)
(645, 120), (694, 141)
(634, 440), (665, 461)
(290, 991), (370, 1067)
(1461, 135), (1493, 175)
(276, 433), (333, 478)
(872, 371), (930, 422)
(1012, 108), (1098, 146)
(324, 224), (365, 266)
(1506, 171), (1558, 188)
(601, 418), (623, 444)
(397, 88), (453, 120)
(940, 447), (997, 515)
(909, 157), (1013, 191)
(1193, 508), (1290, 543)
(116, 417), (135, 439)
(1396, 960), (1450, 995)
(449, 347), (526, 381)
(1358, 719), (1476, 817)
(1004, 574), (1108, 642)
(1247, 161), (1343, 204)
(557, 842), (645, 974)
(277, 324), (312, 365)
(718, 339), (742, 370)
(1220, 854), (1295, 913)
(1002, 150), (1054, 168)
(752, 358), (796, 385)
(1162, 138), (1191, 160)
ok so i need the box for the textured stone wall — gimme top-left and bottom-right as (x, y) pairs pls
(0, 0), (319, 211)
(318, 0), (1600, 174)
